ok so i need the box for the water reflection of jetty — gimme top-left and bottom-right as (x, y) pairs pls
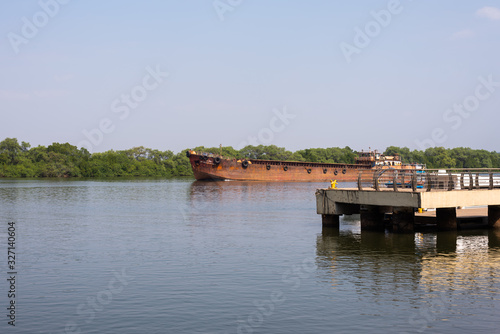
(419, 230), (500, 297)
(316, 224), (500, 299)
(316, 225), (421, 297)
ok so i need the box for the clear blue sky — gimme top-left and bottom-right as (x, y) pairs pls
(1, 0), (499, 153)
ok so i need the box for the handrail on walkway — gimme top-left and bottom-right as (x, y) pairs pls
(356, 168), (500, 192)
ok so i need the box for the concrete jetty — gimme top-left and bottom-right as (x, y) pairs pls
(316, 169), (500, 232)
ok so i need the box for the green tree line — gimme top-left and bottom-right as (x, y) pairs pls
(383, 146), (500, 169)
(1, 138), (500, 178)
(192, 145), (357, 163)
(0, 138), (191, 178)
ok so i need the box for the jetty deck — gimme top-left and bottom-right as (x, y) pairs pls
(316, 169), (500, 232)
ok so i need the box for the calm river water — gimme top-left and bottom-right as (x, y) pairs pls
(1, 179), (499, 333)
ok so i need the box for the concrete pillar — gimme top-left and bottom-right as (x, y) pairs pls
(321, 225), (340, 240)
(436, 207), (457, 231)
(488, 205), (500, 228)
(322, 214), (339, 228)
(392, 207), (414, 233)
(360, 205), (385, 231)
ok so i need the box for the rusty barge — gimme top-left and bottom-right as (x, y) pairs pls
(187, 149), (422, 182)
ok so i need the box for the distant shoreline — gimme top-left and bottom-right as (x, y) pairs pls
(1, 138), (500, 178)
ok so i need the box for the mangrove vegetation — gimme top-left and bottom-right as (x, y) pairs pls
(1, 138), (500, 178)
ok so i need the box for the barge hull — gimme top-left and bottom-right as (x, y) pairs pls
(189, 154), (370, 182)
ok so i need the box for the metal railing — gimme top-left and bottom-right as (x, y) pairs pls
(357, 168), (500, 192)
